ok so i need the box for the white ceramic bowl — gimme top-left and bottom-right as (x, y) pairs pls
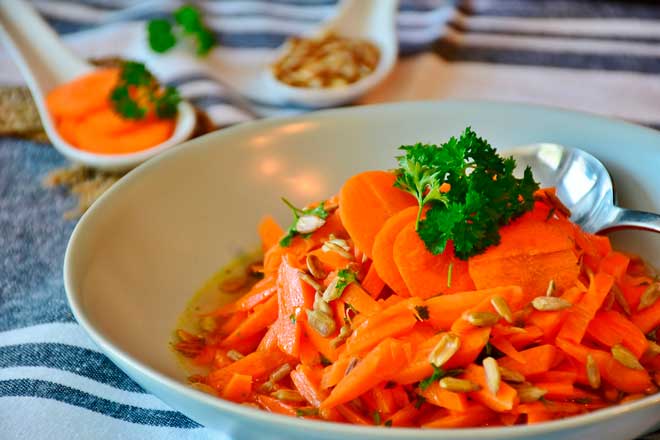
(64, 101), (660, 440)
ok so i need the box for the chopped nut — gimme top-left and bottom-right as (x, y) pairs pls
(611, 344), (644, 370)
(638, 283), (660, 311)
(428, 333), (461, 368)
(612, 284), (632, 316)
(269, 363), (292, 384)
(306, 254), (327, 279)
(322, 239), (353, 260)
(483, 357), (501, 394)
(490, 296), (514, 323)
(499, 366), (525, 383)
(586, 354), (601, 389)
(331, 324), (351, 348)
(306, 309), (336, 337)
(516, 384), (548, 403)
(463, 311), (499, 327)
(531, 296), (572, 311)
(438, 377), (481, 393)
(313, 292), (333, 315)
(321, 277), (341, 302)
(295, 214), (326, 234)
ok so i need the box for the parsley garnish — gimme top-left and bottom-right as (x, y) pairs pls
(289, 313), (297, 324)
(335, 268), (357, 294)
(295, 408), (319, 417)
(110, 61), (180, 120)
(395, 127), (539, 260)
(372, 411), (381, 425)
(418, 366), (464, 390)
(414, 305), (429, 321)
(279, 198), (329, 247)
(413, 395), (426, 409)
(147, 4), (216, 57)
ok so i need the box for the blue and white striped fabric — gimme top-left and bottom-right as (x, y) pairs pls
(1, 1), (660, 439)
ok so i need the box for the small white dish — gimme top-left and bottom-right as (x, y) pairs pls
(64, 101), (660, 439)
(0, 0), (196, 171)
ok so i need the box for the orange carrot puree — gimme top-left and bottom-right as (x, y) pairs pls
(45, 68), (175, 154)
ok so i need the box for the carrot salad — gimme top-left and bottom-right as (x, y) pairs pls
(174, 129), (660, 428)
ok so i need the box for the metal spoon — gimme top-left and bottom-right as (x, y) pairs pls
(508, 143), (660, 234)
(0, 0), (196, 171)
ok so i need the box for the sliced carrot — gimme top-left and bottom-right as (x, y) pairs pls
(46, 68), (120, 119)
(308, 247), (352, 272)
(234, 277), (277, 312)
(586, 310), (649, 358)
(207, 350), (290, 390)
(321, 356), (353, 389)
(527, 286), (584, 342)
(386, 403), (421, 427)
(533, 381), (574, 399)
(259, 216), (284, 252)
(338, 170), (416, 258)
(257, 322), (279, 352)
(498, 345), (560, 377)
(599, 251), (630, 280)
(393, 222), (474, 299)
(335, 404), (372, 425)
(463, 364), (519, 412)
(632, 297), (660, 334)
(420, 382), (469, 412)
(372, 206), (418, 296)
(507, 325), (544, 350)
(443, 327), (491, 369)
(468, 209), (579, 298)
(302, 318), (339, 363)
(490, 337), (525, 364)
(341, 283), (382, 316)
(255, 394), (298, 417)
(557, 272), (614, 344)
(321, 338), (408, 409)
(426, 288), (508, 330)
(73, 117), (174, 154)
(450, 286), (525, 334)
(291, 364), (343, 421)
(422, 403), (494, 428)
(361, 263), (386, 299)
(372, 385), (397, 414)
(276, 255), (315, 357)
(222, 295), (278, 347)
(221, 373), (252, 403)
(344, 312), (416, 357)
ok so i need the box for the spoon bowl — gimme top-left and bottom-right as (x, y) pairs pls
(508, 143), (660, 234)
(0, 0), (196, 171)
(263, 0), (398, 108)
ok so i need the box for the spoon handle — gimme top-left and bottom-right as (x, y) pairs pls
(0, 0), (91, 91)
(597, 206), (660, 234)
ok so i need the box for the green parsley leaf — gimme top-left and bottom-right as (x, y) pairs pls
(295, 408), (319, 417)
(372, 411), (381, 425)
(289, 313), (297, 324)
(335, 268), (356, 295)
(147, 19), (176, 53)
(418, 366), (464, 390)
(153, 86), (181, 119)
(413, 395), (426, 409)
(396, 128), (539, 260)
(279, 198), (330, 247)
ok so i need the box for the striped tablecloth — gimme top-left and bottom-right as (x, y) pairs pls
(0, 1), (659, 439)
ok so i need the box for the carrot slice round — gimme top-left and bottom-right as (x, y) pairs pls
(46, 68), (120, 119)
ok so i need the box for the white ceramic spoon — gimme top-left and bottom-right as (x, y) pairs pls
(0, 0), (196, 171)
(212, 0), (398, 109)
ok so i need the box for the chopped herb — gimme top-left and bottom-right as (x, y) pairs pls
(414, 305), (429, 321)
(419, 365), (464, 390)
(372, 411), (381, 425)
(384, 420), (393, 427)
(335, 268), (357, 295)
(279, 198), (329, 247)
(146, 4), (216, 56)
(295, 408), (319, 417)
(110, 61), (180, 120)
(413, 395), (426, 409)
(319, 354), (332, 367)
(395, 128), (539, 260)
(447, 262), (453, 288)
(289, 313), (296, 324)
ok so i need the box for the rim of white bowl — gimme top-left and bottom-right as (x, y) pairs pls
(64, 100), (660, 438)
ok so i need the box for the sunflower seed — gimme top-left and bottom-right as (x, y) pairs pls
(463, 311), (500, 327)
(499, 366), (525, 383)
(227, 349), (244, 361)
(638, 283), (660, 311)
(611, 344), (644, 370)
(306, 309), (336, 337)
(322, 277), (341, 302)
(306, 254), (327, 279)
(295, 214), (326, 234)
(483, 357), (501, 394)
(438, 377), (481, 393)
(546, 279), (556, 297)
(531, 296), (572, 311)
(611, 284), (632, 316)
(586, 354), (601, 389)
(491, 296), (514, 324)
(300, 272), (322, 291)
(646, 340), (660, 357)
(314, 292), (332, 315)
(269, 363), (292, 383)
(322, 240), (353, 260)
(516, 385), (548, 403)
(331, 324), (351, 348)
(428, 333), (461, 368)
(271, 389), (305, 402)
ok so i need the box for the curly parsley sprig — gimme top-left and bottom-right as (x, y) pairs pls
(110, 61), (181, 120)
(147, 5), (216, 56)
(394, 127), (539, 260)
(279, 198), (330, 247)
